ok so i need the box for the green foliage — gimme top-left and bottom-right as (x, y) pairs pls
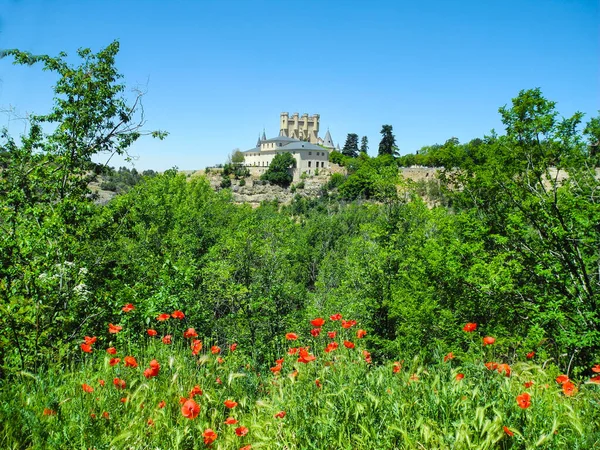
(378, 124), (397, 156)
(260, 153), (295, 187)
(329, 150), (346, 166)
(99, 166), (145, 193)
(360, 135), (369, 154)
(342, 133), (359, 158)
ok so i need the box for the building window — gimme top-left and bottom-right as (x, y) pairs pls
(308, 161), (311, 168)
(321, 161), (324, 168)
(309, 152), (312, 155)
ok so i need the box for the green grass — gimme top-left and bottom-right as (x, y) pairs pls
(1, 316), (599, 449)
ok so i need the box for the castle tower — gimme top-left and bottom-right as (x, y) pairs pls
(279, 112), (320, 143)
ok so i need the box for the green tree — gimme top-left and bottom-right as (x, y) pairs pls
(342, 133), (359, 158)
(231, 148), (245, 165)
(378, 125), (397, 156)
(261, 152), (295, 187)
(360, 136), (369, 154)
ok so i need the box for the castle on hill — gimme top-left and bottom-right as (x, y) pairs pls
(242, 113), (338, 179)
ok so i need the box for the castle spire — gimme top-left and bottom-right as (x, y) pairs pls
(256, 134), (262, 148)
(262, 129), (267, 141)
(323, 129), (334, 148)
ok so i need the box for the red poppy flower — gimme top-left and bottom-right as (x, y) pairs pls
(224, 417), (238, 425)
(84, 336), (97, 345)
(315, 379), (322, 388)
(120, 397), (128, 403)
(341, 319), (356, 329)
(275, 358), (284, 365)
(290, 370), (299, 378)
(147, 418), (154, 427)
(343, 341), (355, 349)
(43, 408), (56, 416)
(98, 379), (105, 387)
(562, 381), (577, 397)
(90, 413), (96, 419)
(288, 347), (298, 355)
(216, 377), (222, 385)
(211, 345), (221, 354)
(516, 392), (531, 409)
(106, 347), (117, 355)
(526, 351), (535, 359)
(462, 323), (477, 332)
(144, 368), (156, 379)
(327, 331), (337, 339)
(356, 329), (367, 339)
(443, 352), (454, 362)
(217, 357), (224, 364)
(183, 328), (198, 339)
(590, 375), (600, 384)
(162, 335), (172, 345)
(297, 348), (316, 363)
(392, 361), (402, 373)
(363, 350), (372, 364)
(482, 336), (495, 346)
(224, 400), (238, 409)
(229, 343), (237, 351)
(190, 385), (203, 397)
(330, 313), (342, 321)
(325, 342), (338, 353)
(157, 313), (170, 321)
(484, 362), (499, 371)
(524, 381), (534, 388)
(102, 411), (110, 420)
(82, 383), (94, 393)
(270, 364), (282, 374)
(109, 358), (121, 366)
(285, 333), (298, 340)
(113, 378), (126, 389)
(124, 356), (138, 368)
(274, 411), (286, 418)
(593, 364), (600, 373)
(497, 364), (511, 377)
(191, 339), (203, 356)
(311, 318), (325, 327)
(122, 303), (134, 313)
(147, 329), (157, 337)
(158, 400), (166, 408)
(235, 426), (249, 437)
(171, 310), (185, 319)
(81, 343), (93, 353)
(240, 446), (252, 450)
(556, 374), (569, 385)
(503, 426), (514, 437)
(181, 399), (200, 419)
(310, 328), (321, 337)
(108, 323), (122, 334)
(203, 429), (217, 445)
(455, 373), (464, 381)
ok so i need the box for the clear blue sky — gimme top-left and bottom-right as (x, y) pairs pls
(1, 0), (598, 170)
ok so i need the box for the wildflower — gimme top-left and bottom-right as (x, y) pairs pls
(562, 381), (577, 397)
(556, 374), (569, 385)
(343, 341), (355, 349)
(124, 356), (138, 368)
(218, 357), (224, 364)
(288, 347), (298, 355)
(290, 370), (298, 378)
(463, 323), (477, 332)
(98, 379), (105, 387)
(393, 361), (402, 373)
(590, 375), (600, 384)
(327, 331), (337, 339)
(144, 368), (156, 379)
(181, 399), (200, 419)
(84, 336), (97, 345)
(171, 310), (185, 319)
(203, 429), (217, 445)
(524, 381), (534, 388)
(235, 426), (249, 437)
(216, 377), (222, 385)
(409, 374), (419, 381)
(225, 417), (238, 425)
(297, 348), (316, 363)
(270, 364), (282, 374)
(191, 339), (203, 356)
(190, 385), (203, 397)
(285, 333), (298, 340)
(211, 345), (221, 354)
(455, 373), (464, 381)
(497, 363), (511, 377)
(90, 413), (96, 419)
(81, 343), (93, 353)
(311, 318), (325, 327)
(503, 426), (514, 437)
(516, 392), (531, 409)
(325, 342), (338, 353)
(113, 378), (126, 389)
(122, 303), (134, 313)
(443, 352), (454, 362)
(158, 400), (166, 408)
(106, 347), (117, 355)
(315, 379), (322, 388)
(310, 328), (321, 337)
(162, 335), (172, 344)
(363, 350), (372, 364)
(102, 411), (109, 420)
(120, 397), (128, 403)
(147, 329), (157, 337)
(593, 364), (600, 373)
(43, 408), (56, 416)
(157, 313), (170, 321)
(108, 323), (122, 334)
(341, 319), (356, 329)
(224, 400), (238, 409)
(526, 351), (535, 359)
(109, 358), (121, 366)
(82, 384), (94, 393)
(356, 329), (367, 339)
(183, 328), (198, 339)
(274, 411), (286, 418)
(147, 418), (154, 427)
(276, 358), (284, 365)
(230, 343), (237, 351)
(482, 336), (495, 346)
(240, 446), (252, 450)
(330, 313), (342, 321)
(484, 362), (498, 371)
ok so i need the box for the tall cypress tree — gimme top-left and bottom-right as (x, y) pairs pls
(378, 125), (397, 156)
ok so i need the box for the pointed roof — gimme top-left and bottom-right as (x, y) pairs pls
(256, 134), (262, 147)
(262, 129), (267, 141)
(322, 129), (335, 148)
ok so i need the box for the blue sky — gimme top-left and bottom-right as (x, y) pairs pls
(0, 0), (598, 170)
